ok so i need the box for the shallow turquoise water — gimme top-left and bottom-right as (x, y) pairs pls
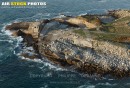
(1, 0), (130, 88)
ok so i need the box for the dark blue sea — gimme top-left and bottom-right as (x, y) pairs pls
(1, 0), (130, 88)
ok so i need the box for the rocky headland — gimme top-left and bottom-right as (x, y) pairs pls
(5, 10), (130, 78)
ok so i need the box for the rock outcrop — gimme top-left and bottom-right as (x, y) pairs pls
(108, 10), (130, 18)
(38, 29), (130, 78)
(5, 10), (130, 78)
(53, 16), (101, 29)
(6, 22), (41, 39)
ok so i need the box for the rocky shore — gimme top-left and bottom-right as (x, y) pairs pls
(5, 10), (130, 78)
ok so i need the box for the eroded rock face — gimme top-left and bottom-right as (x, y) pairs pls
(38, 29), (130, 78)
(6, 22), (41, 39)
(6, 22), (30, 30)
(5, 10), (130, 78)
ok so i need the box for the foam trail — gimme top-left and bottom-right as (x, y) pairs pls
(14, 13), (51, 22)
(98, 0), (107, 3)
(77, 85), (95, 88)
(0, 25), (65, 71)
(0, 40), (13, 43)
(19, 55), (66, 71)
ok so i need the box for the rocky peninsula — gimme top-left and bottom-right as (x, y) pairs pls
(5, 10), (130, 78)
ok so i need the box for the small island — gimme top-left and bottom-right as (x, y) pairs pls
(5, 9), (130, 78)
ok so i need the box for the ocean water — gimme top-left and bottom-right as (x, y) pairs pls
(1, 0), (130, 88)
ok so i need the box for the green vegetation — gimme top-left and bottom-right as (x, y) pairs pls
(73, 29), (87, 38)
(100, 25), (115, 33)
(100, 16), (130, 34)
(82, 15), (98, 21)
(74, 15), (130, 44)
(115, 16), (130, 22)
(90, 32), (118, 40)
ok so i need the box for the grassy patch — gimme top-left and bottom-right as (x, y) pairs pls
(100, 26), (115, 33)
(90, 31), (130, 42)
(73, 29), (87, 38)
(115, 16), (130, 22)
(98, 16), (130, 34)
(82, 15), (98, 21)
(90, 32), (116, 40)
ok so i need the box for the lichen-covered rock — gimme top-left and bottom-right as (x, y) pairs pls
(38, 27), (130, 78)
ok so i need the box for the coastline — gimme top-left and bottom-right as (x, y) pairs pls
(5, 9), (130, 78)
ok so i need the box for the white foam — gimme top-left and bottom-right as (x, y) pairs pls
(108, 79), (114, 80)
(43, 61), (58, 69)
(24, 46), (34, 51)
(86, 85), (95, 88)
(96, 82), (117, 86)
(77, 85), (95, 88)
(1, 23), (23, 46)
(20, 56), (40, 62)
(1, 22), (12, 31)
(0, 53), (3, 57)
(0, 15), (66, 73)
(54, 14), (66, 19)
(79, 13), (88, 16)
(40, 59), (66, 71)
(0, 40), (13, 43)
(98, 0), (107, 3)
(1, 23), (24, 55)
(40, 84), (48, 88)
(14, 36), (23, 48)
(77, 82), (117, 88)
(3, 30), (13, 36)
(17, 52), (65, 71)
